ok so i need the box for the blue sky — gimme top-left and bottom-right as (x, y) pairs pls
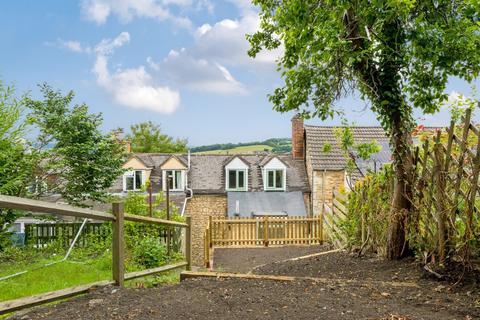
(1, 1), (478, 147)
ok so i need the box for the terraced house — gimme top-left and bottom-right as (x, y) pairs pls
(111, 151), (311, 266)
(112, 116), (392, 266)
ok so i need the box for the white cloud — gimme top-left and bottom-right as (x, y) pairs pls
(51, 39), (92, 54)
(147, 50), (246, 94)
(80, 0), (194, 29)
(192, 12), (281, 66)
(93, 32), (180, 113)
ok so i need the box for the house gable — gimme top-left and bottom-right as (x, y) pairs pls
(160, 156), (187, 170)
(123, 156), (150, 170)
(262, 156), (288, 170)
(225, 157), (249, 170)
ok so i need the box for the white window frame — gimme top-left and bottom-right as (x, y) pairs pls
(264, 169), (286, 191)
(123, 170), (144, 191)
(226, 169), (248, 191)
(163, 170), (185, 191)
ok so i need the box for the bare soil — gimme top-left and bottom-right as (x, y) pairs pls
(213, 245), (328, 273)
(9, 247), (480, 320)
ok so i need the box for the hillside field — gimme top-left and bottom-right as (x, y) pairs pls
(195, 144), (273, 154)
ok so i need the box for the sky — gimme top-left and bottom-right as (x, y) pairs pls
(1, 1), (479, 147)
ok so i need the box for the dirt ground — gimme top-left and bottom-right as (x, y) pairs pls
(8, 247), (480, 320)
(213, 244), (328, 273)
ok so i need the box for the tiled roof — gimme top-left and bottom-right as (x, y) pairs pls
(112, 153), (310, 195)
(305, 125), (391, 171)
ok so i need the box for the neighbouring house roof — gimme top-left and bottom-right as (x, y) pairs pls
(227, 191), (307, 217)
(110, 153), (310, 195)
(304, 125), (392, 173)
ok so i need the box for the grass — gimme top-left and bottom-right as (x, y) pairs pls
(0, 255), (112, 302)
(0, 254), (184, 302)
(196, 144), (272, 154)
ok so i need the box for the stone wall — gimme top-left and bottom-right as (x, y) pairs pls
(184, 194), (227, 266)
(311, 170), (345, 216)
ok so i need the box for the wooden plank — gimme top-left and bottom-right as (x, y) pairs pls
(112, 203), (125, 287)
(0, 195), (114, 221)
(0, 280), (115, 315)
(124, 213), (188, 228)
(124, 262), (187, 281)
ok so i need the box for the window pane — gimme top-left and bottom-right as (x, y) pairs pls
(167, 171), (174, 189)
(135, 171), (142, 189)
(228, 170), (237, 189)
(238, 170), (245, 188)
(275, 170), (283, 188)
(126, 176), (134, 190)
(267, 171), (274, 188)
(175, 171), (182, 189)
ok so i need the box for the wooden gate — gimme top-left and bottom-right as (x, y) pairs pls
(204, 216), (323, 266)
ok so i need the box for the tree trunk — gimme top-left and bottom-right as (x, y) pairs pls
(386, 111), (413, 260)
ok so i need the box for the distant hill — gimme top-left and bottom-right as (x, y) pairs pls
(191, 138), (292, 154)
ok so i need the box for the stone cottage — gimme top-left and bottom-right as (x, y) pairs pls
(111, 152), (311, 266)
(291, 115), (392, 216)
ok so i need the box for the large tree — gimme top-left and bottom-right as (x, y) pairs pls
(27, 84), (125, 206)
(126, 121), (188, 153)
(0, 82), (34, 249)
(248, 0), (480, 258)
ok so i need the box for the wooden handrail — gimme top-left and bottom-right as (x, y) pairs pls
(124, 213), (188, 228)
(0, 195), (115, 221)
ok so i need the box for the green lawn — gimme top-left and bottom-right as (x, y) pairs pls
(196, 144), (273, 154)
(0, 255), (183, 302)
(0, 256), (112, 302)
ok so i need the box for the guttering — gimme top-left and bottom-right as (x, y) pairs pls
(181, 150), (193, 216)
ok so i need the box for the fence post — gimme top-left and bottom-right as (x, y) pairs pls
(112, 202), (124, 287)
(208, 215), (213, 248)
(263, 217), (269, 247)
(186, 216), (192, 271)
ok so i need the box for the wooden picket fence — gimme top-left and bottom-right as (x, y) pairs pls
(24, 222), (108, 248)
(204, 215), (323, 267)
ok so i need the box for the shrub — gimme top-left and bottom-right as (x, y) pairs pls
(132, 236), (168, 269)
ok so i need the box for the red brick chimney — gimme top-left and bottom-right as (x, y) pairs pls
(291, 114), (304, 159)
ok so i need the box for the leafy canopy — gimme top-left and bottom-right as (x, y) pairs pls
(26, 84), (126, 206)
(248, 0), (480, 131)
(0, 81), (35, 250)
(126, 121), (187, 153)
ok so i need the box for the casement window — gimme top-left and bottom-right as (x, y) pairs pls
(265, 169), (285, 191)
(227, 169), (247, 191)
(164, 170), (184, 191)
(124, 170), (144, 191)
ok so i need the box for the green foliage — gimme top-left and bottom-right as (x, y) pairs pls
(248, 0), (480, 128)
(342, 166), (393, 252)
(127, 121), (187, 153)
(26, 84), (126, 206)
(322, 143), (332, 153)
(132, 236), (168, 269)
(0, 81), (35, 251)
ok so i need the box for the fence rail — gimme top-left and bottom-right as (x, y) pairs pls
(0, 195), (191, 315)
(204, 215), (323, 267)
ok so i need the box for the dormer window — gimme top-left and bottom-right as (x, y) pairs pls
(227, 169), (247, 191)
(225, 156), (249, 192)
(262, 156), (287, 191)
(163, 170), (185, 191)
(124, 170), (144, 191)
(265, 169), (284, 190)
